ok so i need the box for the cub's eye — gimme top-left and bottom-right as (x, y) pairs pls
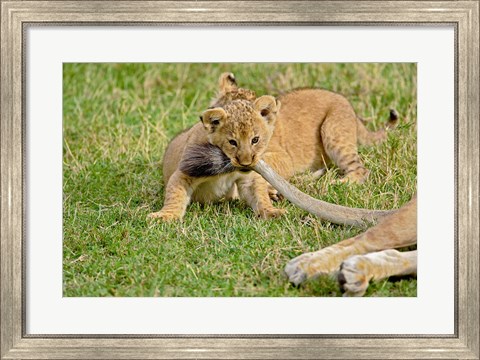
(251, 136), (259, 144)
(229, 140), (238, 146)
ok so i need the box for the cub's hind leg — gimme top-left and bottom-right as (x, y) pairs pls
(321, 110), (369, 184)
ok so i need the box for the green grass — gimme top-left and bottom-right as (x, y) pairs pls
(63, 63), (417, 297)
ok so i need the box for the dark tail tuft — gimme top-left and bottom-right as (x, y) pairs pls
(387, 109), (399, 129)
(356, 109), (400, 146)
(179, 143), (236, 177)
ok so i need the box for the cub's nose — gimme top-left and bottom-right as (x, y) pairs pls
(235, 157), (252, 167)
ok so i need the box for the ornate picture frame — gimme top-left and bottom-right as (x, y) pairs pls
(1, 1), (478, 358)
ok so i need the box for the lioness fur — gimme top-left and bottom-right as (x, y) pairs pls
(251, 160), (416, 296)
(284, 194), (417, 296)
(149, 73), (397, 221)
(251, 159), (416, 297)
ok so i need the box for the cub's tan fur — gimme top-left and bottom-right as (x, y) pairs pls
(149, 73), (396, 221)
(214, 73), (397, 182)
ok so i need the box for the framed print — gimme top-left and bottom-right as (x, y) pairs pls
(1, 1), (479, 359)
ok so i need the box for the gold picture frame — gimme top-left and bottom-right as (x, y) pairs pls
(1, 1), (478, 358)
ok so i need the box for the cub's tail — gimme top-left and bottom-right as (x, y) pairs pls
(357, 109), (399, 146)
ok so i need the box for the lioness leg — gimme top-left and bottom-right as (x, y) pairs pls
(285, 196), (416, 286)
(338, 250), (417, 296)
(321, 112), (369, 183)
(147, 170), (196, 221)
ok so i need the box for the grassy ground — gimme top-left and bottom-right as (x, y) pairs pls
(63, 63), (417, 297)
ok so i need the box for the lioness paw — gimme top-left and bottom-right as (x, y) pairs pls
(284, 261), (307, 286)
(337, 256), (370, 297)
(257, 208), (286, 219)
(284, 252), (315, 286)
(147, 210), (181, 222)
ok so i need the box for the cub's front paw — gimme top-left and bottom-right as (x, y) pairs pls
(267, 185), (283, 202)
(257, 207), (286, 219)
(284, 252), (315, 286)
(147, 210), (182, 222)
(337, 256), (370, 297)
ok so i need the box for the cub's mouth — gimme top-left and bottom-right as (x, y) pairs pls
(231, 159), (258, 173)
(231, 161), (255, 173)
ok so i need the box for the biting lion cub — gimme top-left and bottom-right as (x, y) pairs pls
(148, 73), (397, 221)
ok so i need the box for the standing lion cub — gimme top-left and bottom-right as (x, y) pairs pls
(148, 73), (397, 221)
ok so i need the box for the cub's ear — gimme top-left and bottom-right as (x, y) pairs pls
(254, 95), (281, 124)
(218, 72), (237, 93)
(200, 108), (227, 133)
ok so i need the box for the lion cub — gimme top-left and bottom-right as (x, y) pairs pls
(148, 73), (397, 221)
(149, 80), (282, 221)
